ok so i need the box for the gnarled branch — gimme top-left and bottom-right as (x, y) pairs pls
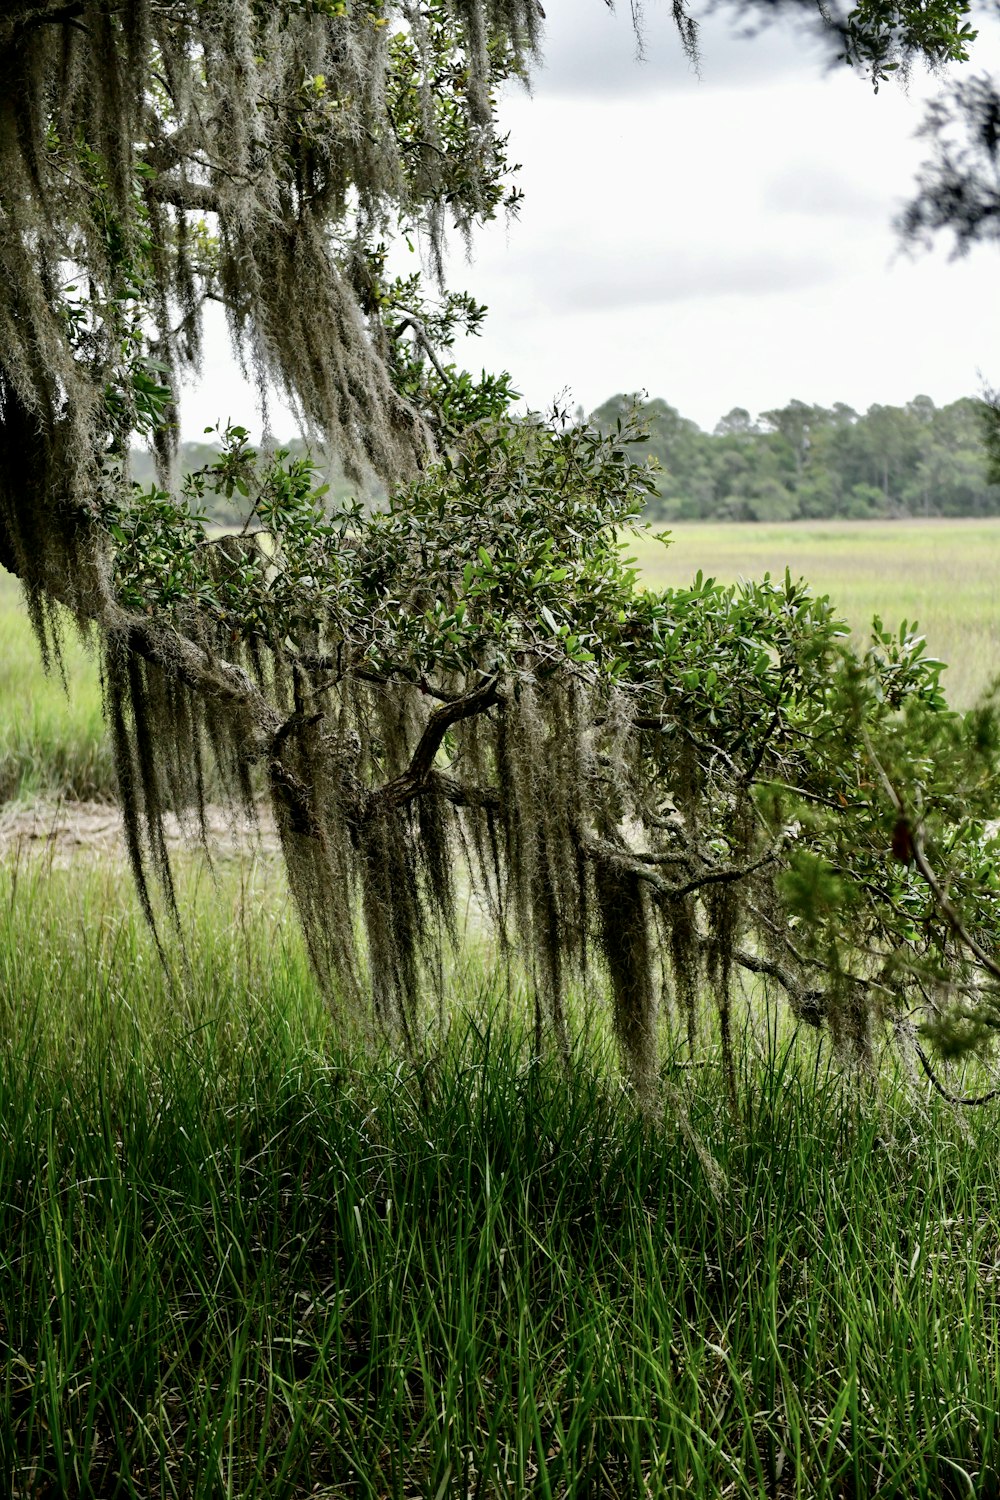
(371, 676), (501, 812)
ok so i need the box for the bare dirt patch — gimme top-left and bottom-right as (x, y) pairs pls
(0, 799), (280, 867)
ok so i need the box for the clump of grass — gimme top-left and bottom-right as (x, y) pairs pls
(1, 857), (999, 1497)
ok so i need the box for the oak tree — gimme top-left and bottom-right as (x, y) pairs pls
(2, 0), (998, 1095)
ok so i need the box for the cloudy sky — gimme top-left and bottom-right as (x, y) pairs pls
(180, 0), (1000, 438)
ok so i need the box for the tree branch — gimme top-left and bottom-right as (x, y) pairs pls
(145, 176), (223, 215)
(728, 946), (827, 1026)
(426, 770), (500, 810)
(581, 835), (785, 901)
(390, 314), (453, 388)
(862, 725), (1000, 988)
(107, 614), (280, 747)
(370, 677), (500, 812)
(7, 1), (85, 36)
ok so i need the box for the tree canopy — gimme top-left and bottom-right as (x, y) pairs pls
(3, 0), (1000, 1094)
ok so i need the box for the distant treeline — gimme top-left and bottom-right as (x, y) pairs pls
(134, 392), (999, 527)
(589, 394), (1000, 522)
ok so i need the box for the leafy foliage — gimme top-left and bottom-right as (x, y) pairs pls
(726, 0), (979, 87)
(94, 405), (1000, 1088)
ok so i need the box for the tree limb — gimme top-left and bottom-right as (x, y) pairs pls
(426, 770), (500, 810)
(726, 945), (827, 1026)
(6, 1), (85, 36)
(390, 314), (454, 389)
(581, 835), (784, 901)
(370, 677), (500, 812)
(145, 176), (223, 215)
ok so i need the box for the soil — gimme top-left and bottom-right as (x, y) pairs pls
(0, 798), (280, 867)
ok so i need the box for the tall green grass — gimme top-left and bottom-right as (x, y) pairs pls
(0, 572), (111, 802)
(1, 857), (998, 1497)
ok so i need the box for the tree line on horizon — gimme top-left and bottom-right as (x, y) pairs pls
(136, 390), (1000, 528)
(589, 392), (1000, 522)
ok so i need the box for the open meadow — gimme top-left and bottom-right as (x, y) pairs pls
(2, 528), (1000, 1497)
(633, 518), (1000, 711)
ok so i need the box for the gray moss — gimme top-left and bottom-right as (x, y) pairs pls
(0, 3), (842, 1092)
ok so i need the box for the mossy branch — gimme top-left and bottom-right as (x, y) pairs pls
(373, 676), (500, 812)
(582, 836), (786, 902)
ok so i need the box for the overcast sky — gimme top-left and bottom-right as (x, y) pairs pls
(180, 0), (1000, 438)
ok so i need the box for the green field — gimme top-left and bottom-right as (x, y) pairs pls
(0, 571), (110, 803)
(632, 518), (1000, 710)
(3, 530), (1000, 1495)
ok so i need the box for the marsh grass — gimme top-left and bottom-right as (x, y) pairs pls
(0, 572), (111, 803)
(633, 518), (1000, 710)
(1, 857), (999, 1497)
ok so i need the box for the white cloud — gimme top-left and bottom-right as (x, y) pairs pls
(761, 161), (887, 219)
(512, 244), (837, 310)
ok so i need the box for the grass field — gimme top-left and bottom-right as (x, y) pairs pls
(3, 531), (1000, 1495)
(1, 858), (999, 1497)
(0, 571), (110, 803)
(632, 518), (1000, 710)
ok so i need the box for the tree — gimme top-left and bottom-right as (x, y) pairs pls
(2, 0), (1000, 1097)
(590, 391), (1000, 520)
(713, 407), (757, 439)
